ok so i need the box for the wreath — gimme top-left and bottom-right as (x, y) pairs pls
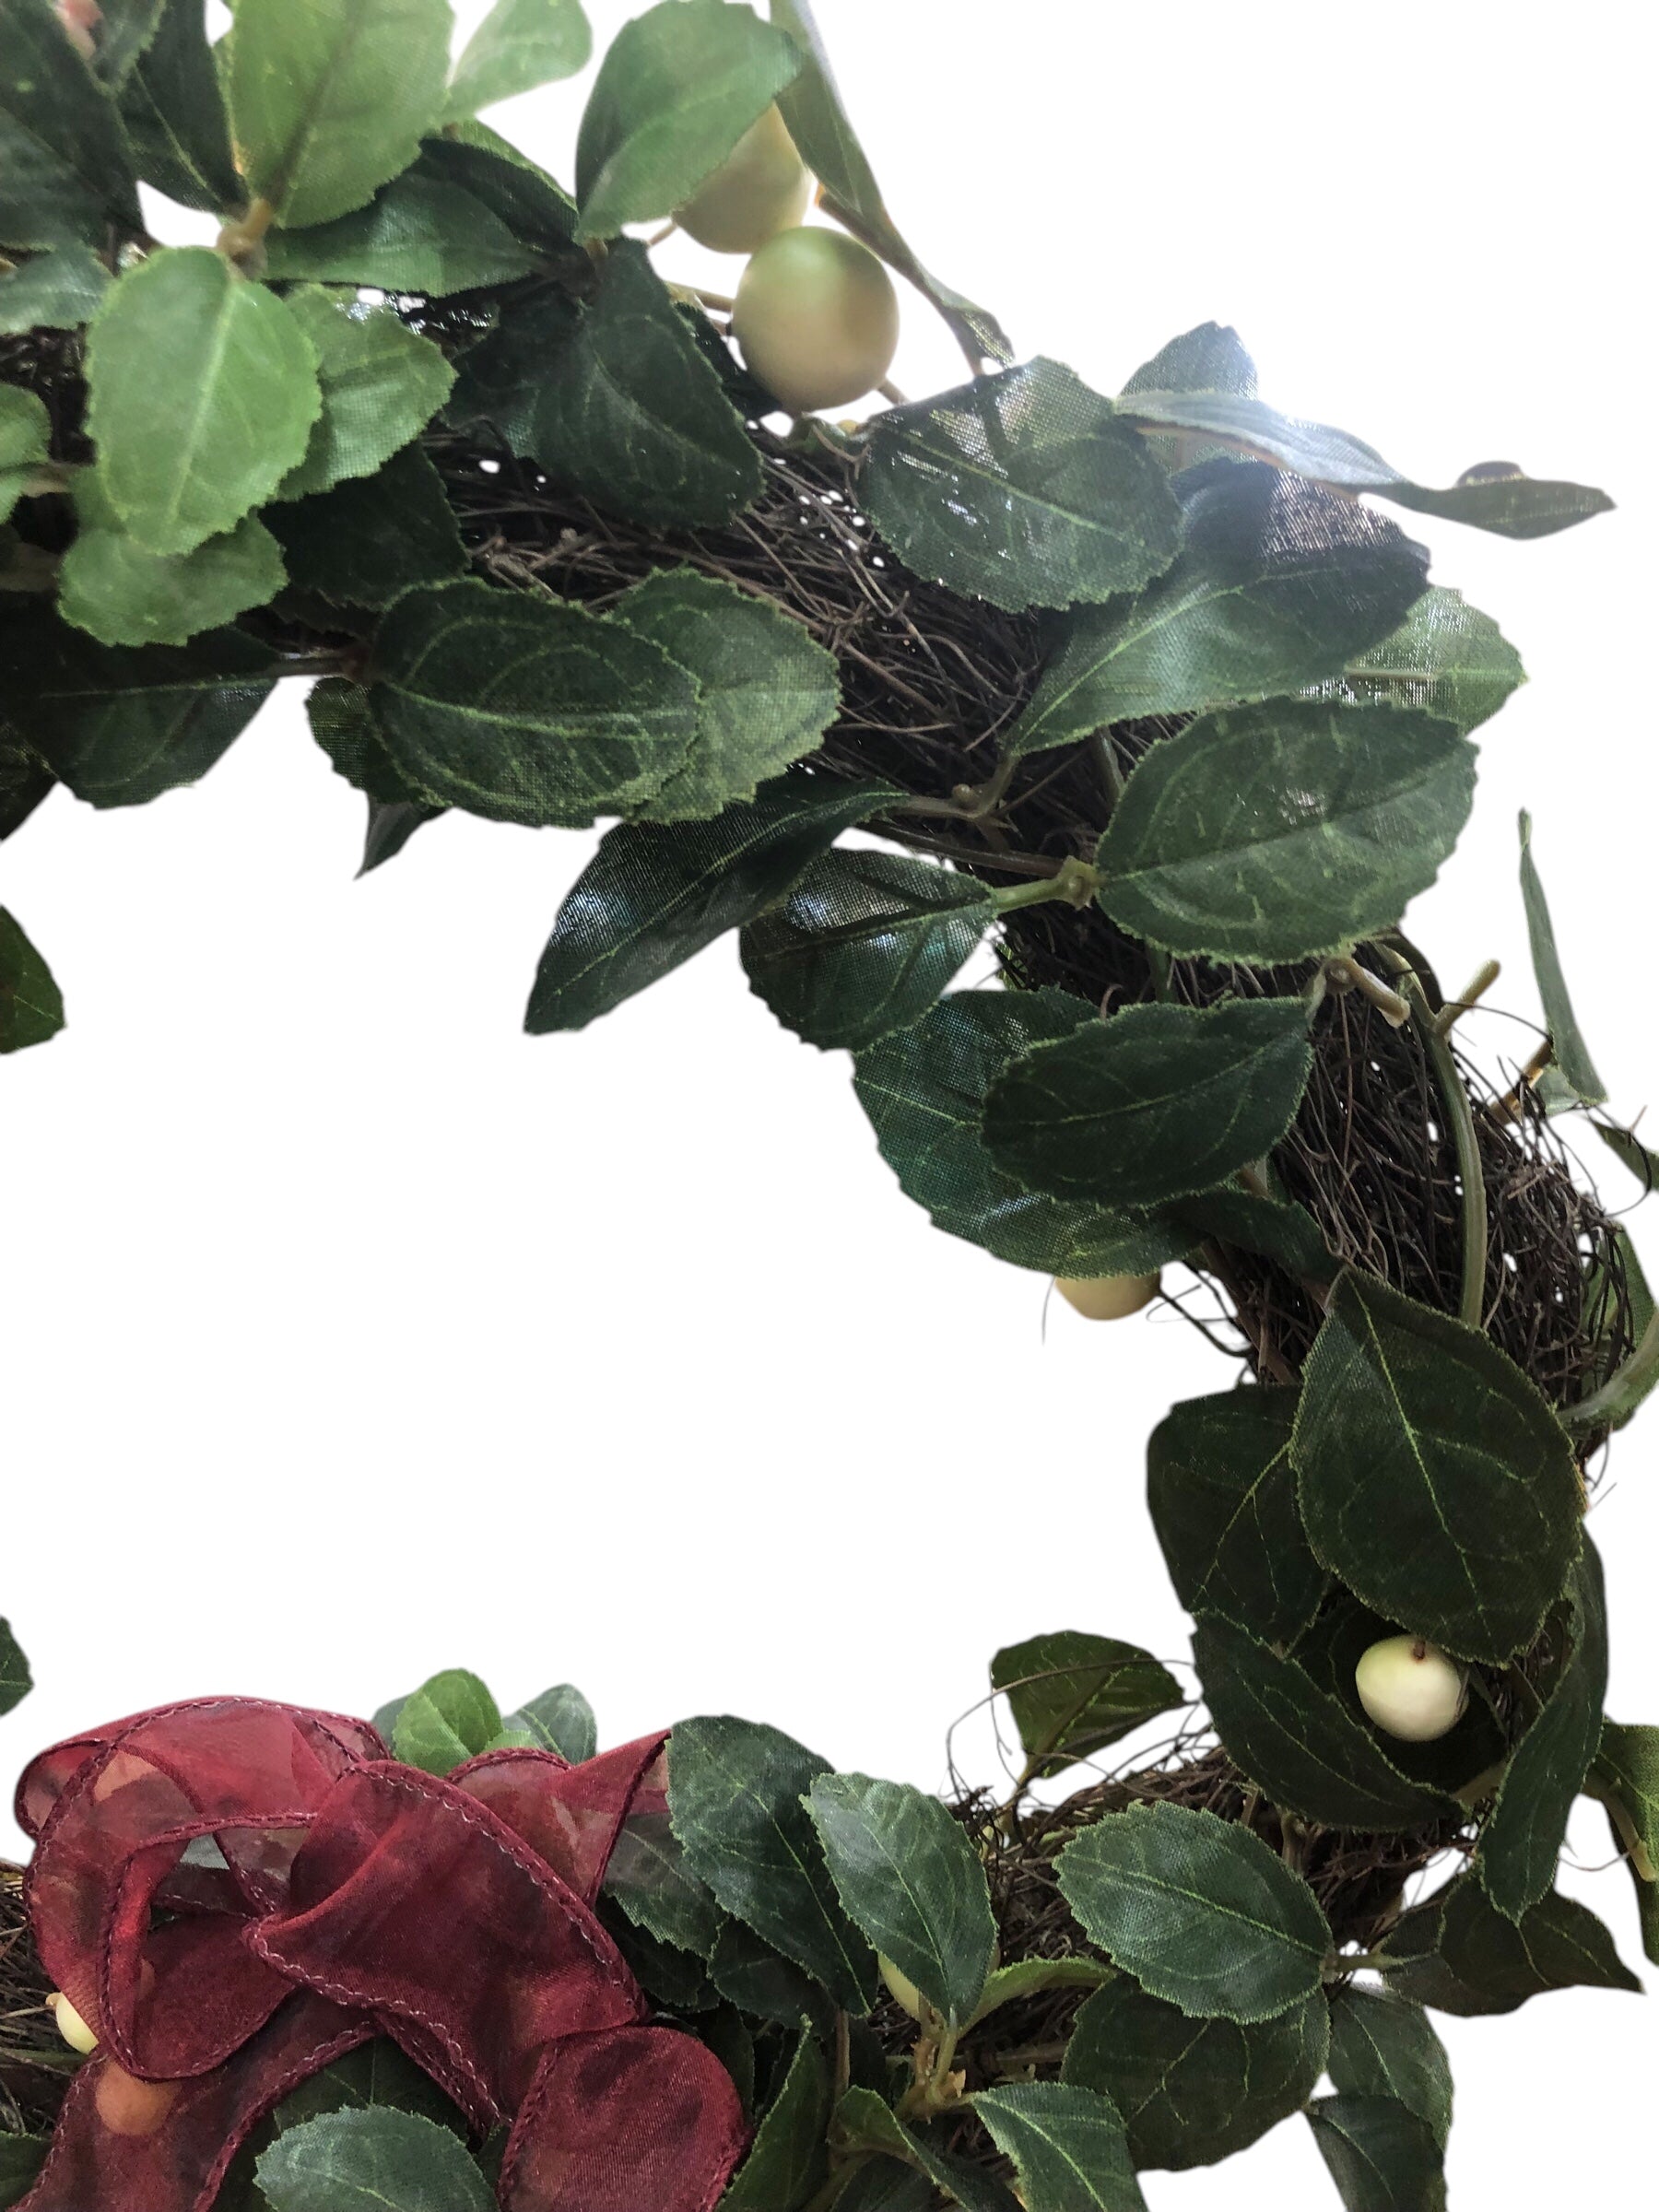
(1, 3), (1654, 2209)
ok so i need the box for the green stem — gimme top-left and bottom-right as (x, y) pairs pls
(1564, 1302), (1659, 1437)
(991, 856), (1099, 913)
(1381, 946), (1488, 1331)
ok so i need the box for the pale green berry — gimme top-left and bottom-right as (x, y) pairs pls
(1355, 1634), (1467, 1742)
(677, 107), (813, 254)
(1054, 1272), (1160, 1321)
(733, 228), (901, 414)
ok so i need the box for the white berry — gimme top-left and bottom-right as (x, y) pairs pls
(50, 1993), (100, 2055)
(1355, 1634), (1467, 1742)
(677, 107), (813, 255)
(1054, 1272), (1160, 1322)
(733, 228), (900, 414)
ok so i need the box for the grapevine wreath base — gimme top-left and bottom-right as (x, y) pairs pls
(4, 2), (1659, 2209)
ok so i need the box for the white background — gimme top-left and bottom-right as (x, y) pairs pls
(3, 0), (1654, 2196)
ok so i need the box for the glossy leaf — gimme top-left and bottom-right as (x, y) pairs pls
(0, 0), (142, 248)
(255, 2109), (492, 2212)
(0, 386), (52, 526)
(1325, 1988), (1453, 2147)
(0, 244), (109, 334)
(61, 467), (284, 648)
(118, 0), (241, 213)
(1519, 808), (1606, 1107)
(864, 359), (1181, 615)
(276, 289), (454, 501)
(270, 445), (465, 611)
(970, 2083), (1146, 2212)
(992, 1632), (1183, 1780)
(1292, 1269), (1583, 1664)
(87, 248), (322, 555)
(984, 998), (1313, 1212)
(1381, 1877), (1640, 2016)
(1594, 1722), (1659, 1965)
(1306, 2097), (1446, 2212)
(230, 0), (453, 230)
(1317, 586), (1524, 735)
(1006, 463), (1430, 756)
(1147, 1386), (1326, 1644)
(1057, 1803), (1332, 2024)
(721, 2031), (830, 2212)
(392, 1670), (503, 1775)
(262, 171), (544, 294)
(0, 906), (64, 1055)
(605, 1810), (726, 1959)
(506, 1682), (597, 1765)
(446, 0), (592, 121)
(1063, 1979), (1328, 2171)
(808, 1774), (995, 2028)
(669, 1716), (877, 2012)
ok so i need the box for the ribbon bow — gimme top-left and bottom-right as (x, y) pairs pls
(13, 1700), (747, 2212)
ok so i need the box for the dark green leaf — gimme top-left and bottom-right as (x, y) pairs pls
(276, 289), (454, 501)
(1381, 1877), (1640, 2015)
(1519, 808), (1606, 1108)
(254, 2109), (493, 2212)
(392, 1669), (503, 1775)
(984, 998), (1313, 1213)
(669, 1716), (877, 2012)
(1159, 1187), (1332, 1284)
(0, 0), (142, 248)
(118, 0), (241, 213)
(87, 247), (322, 555)
(0, 386), (51, 526)
(853, 989), (1194, 1278)
(0, 726), (53, 839)
(708, 1919), (835, 2033)
(1306, 2096), (1446, 2212)
(62, 466), (284, 647)
(1147, 1387), (1327, 1645)
(0, 244), (109, 333)
(1291, 1268), (1583, 1664)
(992, 1632), (1183, 1780)
(229, 0), (452, 230)
(1325, 1988), (1453, 2147)
(270, 445), (465, 611)
(0, 1617), (33, 1712)
(362, 796), (444, 874)
(1006, 463), (1430, 756)
(833, 2091), (1020, 2212)
(1056, 1803), (1332, 2024)
(413, 120), (578, 249)
(84, 0), (165, 86)
(0, 2136), (47, 2206)
(1113, 389), (1613, 540)
(606, 1915), (718, 2012)
(446, 0), (592, 122)
(309, 678), (439, 812)
(721, 2031), (830, 2212)
(1063, 1979), (1327, 2171)
(605, 1810), (726, 1959)
(1594, 1721), (1659, 1966)
(864, 359), (1181, 615)
(369, 576), (701, 828)
(1315, 586), (1524, 735)
(525, 771), (899, 1032)
(262, 171), (544, 294)
(1123, 323), (1256, 399)
(970, 2083), (1146, 2212)
(506, 1683), (597, 1765)
(743, 849), (994, 1052)
(807, 1774), (995, 2029)
(830, 2161), (934, 2212)
(575, 0), (802, 241)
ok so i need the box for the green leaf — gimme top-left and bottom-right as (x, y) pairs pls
(807, 1775), (995, 2029)
(84, 0), (166, 87)
(853, 989), (1195, 1279)
(413, 119), (578, 249)
(369, 576), (701, 828)
(720, 2031), (830, 2212)
(670, 1716), (877, 2011)
(0, 0), (142, 248)
(1477, 1542), (1606, 1920)
(1291, 1268), (1583, 1664)
(309, 678), (440, 813)
(0, 724), (53, 839)
(0, 1616), (34, 1712)
(506, 1683), (597, 1765)
(118, 0), (242, 214)
(1063, 1979), (1328, 2171)
(229, 0), (452, 230)
(525, 771), (899, 1032)
(61, 466), (284, 647)
(863, 359), (1181, 616)
(984, 998), (1313, 1213)
(1006, 463), (1430, 758)
(991, 1632), (1183, 1781)
(262, 170), (544, 294)
(830, 2160), (934, 2212)
(1147, 1387), (1327, 1645)
(446, 0), (592, 121)
(361, 795), (444, 875)
(1325, 1988), (1453, 2147)
(0, 902), (61, 1053)
(614, 568), (841, 821)
(1594, 1722), (1659, 1965)
(255, 2109), (493, 2212)
(0, 385), (52, 526)
(1095, 700), (1475, 964)
(605, 1809), (727, 1959)
(970, 2083), (1146, 2212)
(269, 444), (465, 611)
(1381, 1877), (1640, 2015)
(1306, 2097), (1446, 2212)
(1194, 1616), (1455, 1831)
(1112, 388), (1613, 540)
(833, 2090), (1020, 2212)
(1059, 1804), (1333, 2024)
(0, 2136), (47, 2206)
(392, 1669), (503, 1775)
(276, 289), (453, 501)
(608, 1917), (718, 2012)
(574, 0), (802, 242)
(0, 244), (109, 333)
(1518, 808), (1606, 1107)
(1316, 586), (1524, 735)
(709, 1919), (835, 2032)
(1124, 323), (1257, 400)
(87, 248), (322, 555)
(742, 849), (994, 1052)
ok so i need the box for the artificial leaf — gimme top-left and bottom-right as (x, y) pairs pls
(414, 119), (578, 249)
(1594, 1722), (1659, 1965)
(834, 2091), (1020, 2212)
(446, 0), (592, 122)
(369, 577), (701, 828)
(254, 2109), (493, 2212)
(309, 679), (440, 813)
(525, 771), (900, 1032)
(118, 0), (242, 212)
(1317, 586), (1524, 735)
(669, 1716), (877, 2011)
(863, 359), (1181, 615)
(853, 989), (1195, 1278)
(1006, 462), (1430, 757)
(831, 2162), (934, 2212)
(1095, 700), (1476, 964)
(276, 289), (454, 501)
(1519, 808), (1606, 1107)
(1194, 1616), (1455, 1831)
(61, 466), (284, 647)
(0, 2136), (46, 2206)
(83, 0), (165, 86)
(230, 0), (453, 231)
(362, 797), (443, 875)
(1124, 323), (1257, 399)
(1146, 1386), (1328, 1645)
(984, 997), (1313, 1212)
(269, 445), (465, 611)
(574, 0), (803, 241)
(606, 1918), (718, 2012)
(1291, 1268), (1583, 1664)
(807, 1774), (995, 2028)
(1158, 1186), (1331, 1284)
(970, 2082), (1147, 2212)
(0, 1616), (30, 1712)
(1381, 1877), (1640, 2015)
(506, 1683), (597, 1765)
(0, 385), (52, 526)
(87, 247), (322, 556)
(742, 848), (994, 1052)
(721, 2031), (830, 2212)
(1056, 1803), (1332, 2024)
(605, 1810), (727, 1959)
(391, 1669), (503, 1775)
(1324, 1988), (1453, 2147)
(709, 1919), (836, 2033)
(991, 1632), (1183, 1780)
(262, 171), (544, 294)
(1112, 388), (1613, 540)
(1063, 1978), (1328, 2171)
(0, 0), (142, 248)
(0, 726), (53, 838)
(1306, 2097), (1446, 2212)
(0, 244), (108, 334)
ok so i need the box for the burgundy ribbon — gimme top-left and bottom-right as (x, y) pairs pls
(13, 1700), (747, 2212)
